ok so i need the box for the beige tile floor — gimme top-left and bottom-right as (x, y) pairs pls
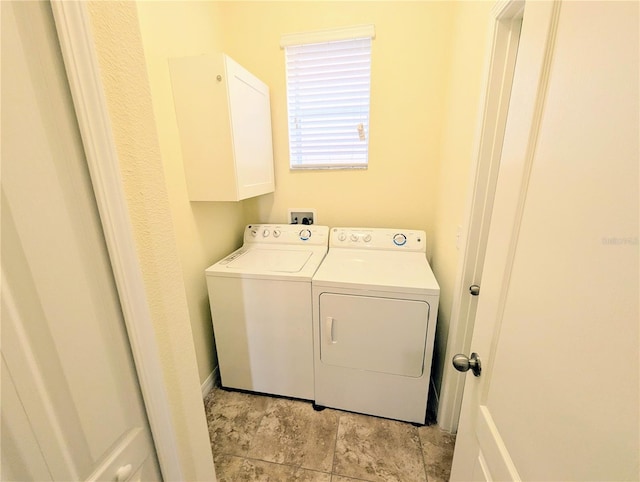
(204, 387), (456, 482)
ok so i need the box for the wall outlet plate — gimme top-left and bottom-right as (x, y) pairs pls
(288, 208), (316, 225)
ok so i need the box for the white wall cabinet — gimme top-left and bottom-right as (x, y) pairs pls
(169, 54), (275, 201)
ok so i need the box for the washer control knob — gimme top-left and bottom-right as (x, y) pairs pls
(363, 234), (372, 243)
(338, 233), (346, 242)
(393, 233), (407, 246)
(262, 229), (270, 237)
(299, 229), (312, 241)
(273, 229), (281, 238)
(350, 233), (359, 242)
(250, 228), (258, 237)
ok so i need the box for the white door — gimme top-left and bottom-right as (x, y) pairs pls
(1, 2), (161, 481)
(451, 1), (639, 481)
(319, 293), (429, 377)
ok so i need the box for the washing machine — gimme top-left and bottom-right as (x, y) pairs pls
(206, 224), (329, 400)
(311, 227), (440, 424)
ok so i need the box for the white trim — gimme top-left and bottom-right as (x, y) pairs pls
(492, 0), (526, 19)
(437, 0), (524, 433)
(280, 24), (375, 48)
(201, 368), (219, 399)
(49, 2), (183, 480)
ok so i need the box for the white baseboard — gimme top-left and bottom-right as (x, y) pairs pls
(201, 367), (219, 399)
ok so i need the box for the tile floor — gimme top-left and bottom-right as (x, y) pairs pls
(204, 387), (456, 482)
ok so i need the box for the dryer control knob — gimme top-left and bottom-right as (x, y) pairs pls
(262, 229), (270, 237)
(363, 234), (372, 243)
(338, 233), (346, 242)
(350, 234), (359, 242)
(299, 229), (311, 241)
(251, 229), (259, 237)
(273, 229), (281, 238)
(393, 233), (407, 246)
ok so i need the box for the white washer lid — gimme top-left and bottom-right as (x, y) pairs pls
(312, 248), (440, 295)
(206, 244), (328, 281)
(226, 248), (312, 272)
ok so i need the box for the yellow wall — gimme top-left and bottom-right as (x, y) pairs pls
(219, 1), (456, 253)
(135, 1), (246, 385)
(430, 0), (495, 394)
(87, 2), (216, 479)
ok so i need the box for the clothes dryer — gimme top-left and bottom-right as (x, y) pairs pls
(312, 227), (439, 423)
(206, 224), (328, 399)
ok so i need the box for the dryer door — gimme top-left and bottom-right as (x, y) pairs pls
(319, 293), (430, 377)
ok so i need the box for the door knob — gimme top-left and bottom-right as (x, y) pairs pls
(452, 352), (482, 377)
(469, 284), (480, 296)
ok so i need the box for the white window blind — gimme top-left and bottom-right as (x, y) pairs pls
(283, 26), (374, 169)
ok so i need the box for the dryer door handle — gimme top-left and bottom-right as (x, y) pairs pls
(325, 317), (337, 344)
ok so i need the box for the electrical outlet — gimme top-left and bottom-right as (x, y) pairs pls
(288, 209), (316, 225)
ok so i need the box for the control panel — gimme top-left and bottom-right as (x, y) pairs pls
(329, 228), (426, 252)
(244, 224), (329, 246)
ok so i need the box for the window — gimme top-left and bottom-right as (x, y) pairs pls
(282, 25), (375, 169)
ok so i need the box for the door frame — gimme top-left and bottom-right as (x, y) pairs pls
(50, 3), (184, 479)
(438, 0), (524, 432)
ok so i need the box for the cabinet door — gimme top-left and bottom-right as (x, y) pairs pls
(319, 293), (430, 377)
(170, 54), (275, 201)
(225, 56), (275, 200)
